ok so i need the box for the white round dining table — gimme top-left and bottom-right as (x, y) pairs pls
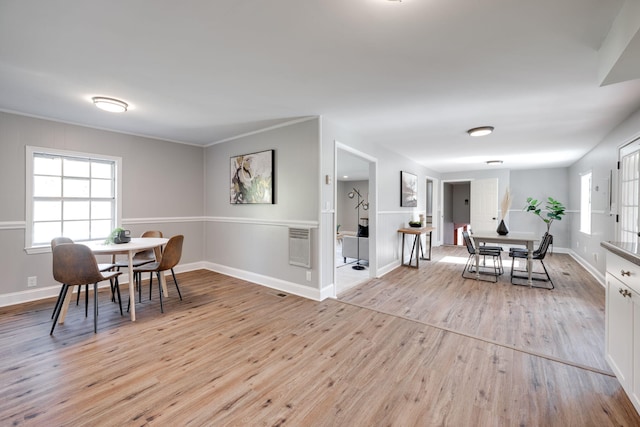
(57, 237), (169, 323)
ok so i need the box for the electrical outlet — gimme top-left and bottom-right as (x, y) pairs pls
(306, 271), (311, 282)
(27, 276), (37, 288)
(593, 253), (598, 262)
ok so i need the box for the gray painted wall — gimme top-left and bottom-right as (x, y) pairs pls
(0, 112), (205, 298)
(452, 183), (470, 224)
(509, 168), (570, 248)
(203, 118), (321, 291)
(2, 100), (639, 303)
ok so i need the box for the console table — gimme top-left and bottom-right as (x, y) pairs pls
(397, 226), (435, 268)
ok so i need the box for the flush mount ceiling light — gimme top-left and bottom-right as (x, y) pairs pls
(92, 97), (128, 113)
(486, 160), (503, 165)
(467, 126), (494, 137)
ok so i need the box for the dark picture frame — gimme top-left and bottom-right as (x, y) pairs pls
(400, 171), (418, 207)
(230, 149), (274, 204)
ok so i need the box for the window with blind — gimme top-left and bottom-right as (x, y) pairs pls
(619, 138), (640, 244)
(25, 146), (122, 252)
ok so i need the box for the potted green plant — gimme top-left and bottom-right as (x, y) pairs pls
(105, 227), (127, 244)
(524, 197), (565, 233)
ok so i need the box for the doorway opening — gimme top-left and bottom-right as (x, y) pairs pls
(441, 178), (499, 245)
(442, 181), (471, 245)
(335, 144), (377, 295)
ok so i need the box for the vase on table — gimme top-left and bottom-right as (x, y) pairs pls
(496, 219), (509, 235)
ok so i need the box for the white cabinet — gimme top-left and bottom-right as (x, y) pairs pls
(605, 251), (640, 415)
(606, 273), (634, 383)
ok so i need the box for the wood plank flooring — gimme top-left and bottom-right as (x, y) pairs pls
(341, 245), (610, 374)
(0, 247), (638, 426)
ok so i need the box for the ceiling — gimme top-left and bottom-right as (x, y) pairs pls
(2, 0), (640, 174)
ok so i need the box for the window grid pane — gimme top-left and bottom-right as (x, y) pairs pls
(31, 151), (116, 246)
(620, 149), (640, 245)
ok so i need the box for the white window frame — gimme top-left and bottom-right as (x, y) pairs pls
(25, 146), (122, 254)
(580, 171), (592, 235)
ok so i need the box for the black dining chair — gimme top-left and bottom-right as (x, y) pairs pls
(509, 233), (554, 289)
(461, 231), (503, 282)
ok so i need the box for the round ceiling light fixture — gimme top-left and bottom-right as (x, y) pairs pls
(92, 97), (128, 113)
(467, 126), (494, 137)
(486, 160), (503, 165)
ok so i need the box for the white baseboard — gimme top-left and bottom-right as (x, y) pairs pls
(203, 262), (324, 301)
(0, 261), (204, 308)
(567, 250), (605, 287)
(377, 259), (401, 278)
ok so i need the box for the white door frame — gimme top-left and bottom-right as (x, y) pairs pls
(425, 175), (441, 246)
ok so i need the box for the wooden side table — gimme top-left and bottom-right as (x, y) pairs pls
(397, 226), (435, 268)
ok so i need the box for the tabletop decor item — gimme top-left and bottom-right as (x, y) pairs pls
(524, 196), (565, 233)
(105, 227), (129, 244)
(497, 188), (512, 235)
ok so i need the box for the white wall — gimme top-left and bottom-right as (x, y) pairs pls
(0, 112), (205, 303)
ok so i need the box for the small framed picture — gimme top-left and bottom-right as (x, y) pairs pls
(400, 171), (417, 207)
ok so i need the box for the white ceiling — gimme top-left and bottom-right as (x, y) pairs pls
(2, 0), (640, 173)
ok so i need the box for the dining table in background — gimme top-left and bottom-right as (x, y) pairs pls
(470, 231), (537, 286)
(57, 237), (169, 323)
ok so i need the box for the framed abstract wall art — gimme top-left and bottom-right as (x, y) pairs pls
(400, 171), (417, 207)
(230, 149), (274, 204)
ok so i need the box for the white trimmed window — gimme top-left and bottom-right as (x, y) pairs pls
(619, 138), (640, 244)
(580, 171), (592, 234)
(25, 146), (122, 253)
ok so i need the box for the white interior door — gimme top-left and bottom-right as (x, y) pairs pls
(470, 178), (499, 232)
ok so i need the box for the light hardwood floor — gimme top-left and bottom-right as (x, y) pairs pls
(0, 246), (638, 426)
